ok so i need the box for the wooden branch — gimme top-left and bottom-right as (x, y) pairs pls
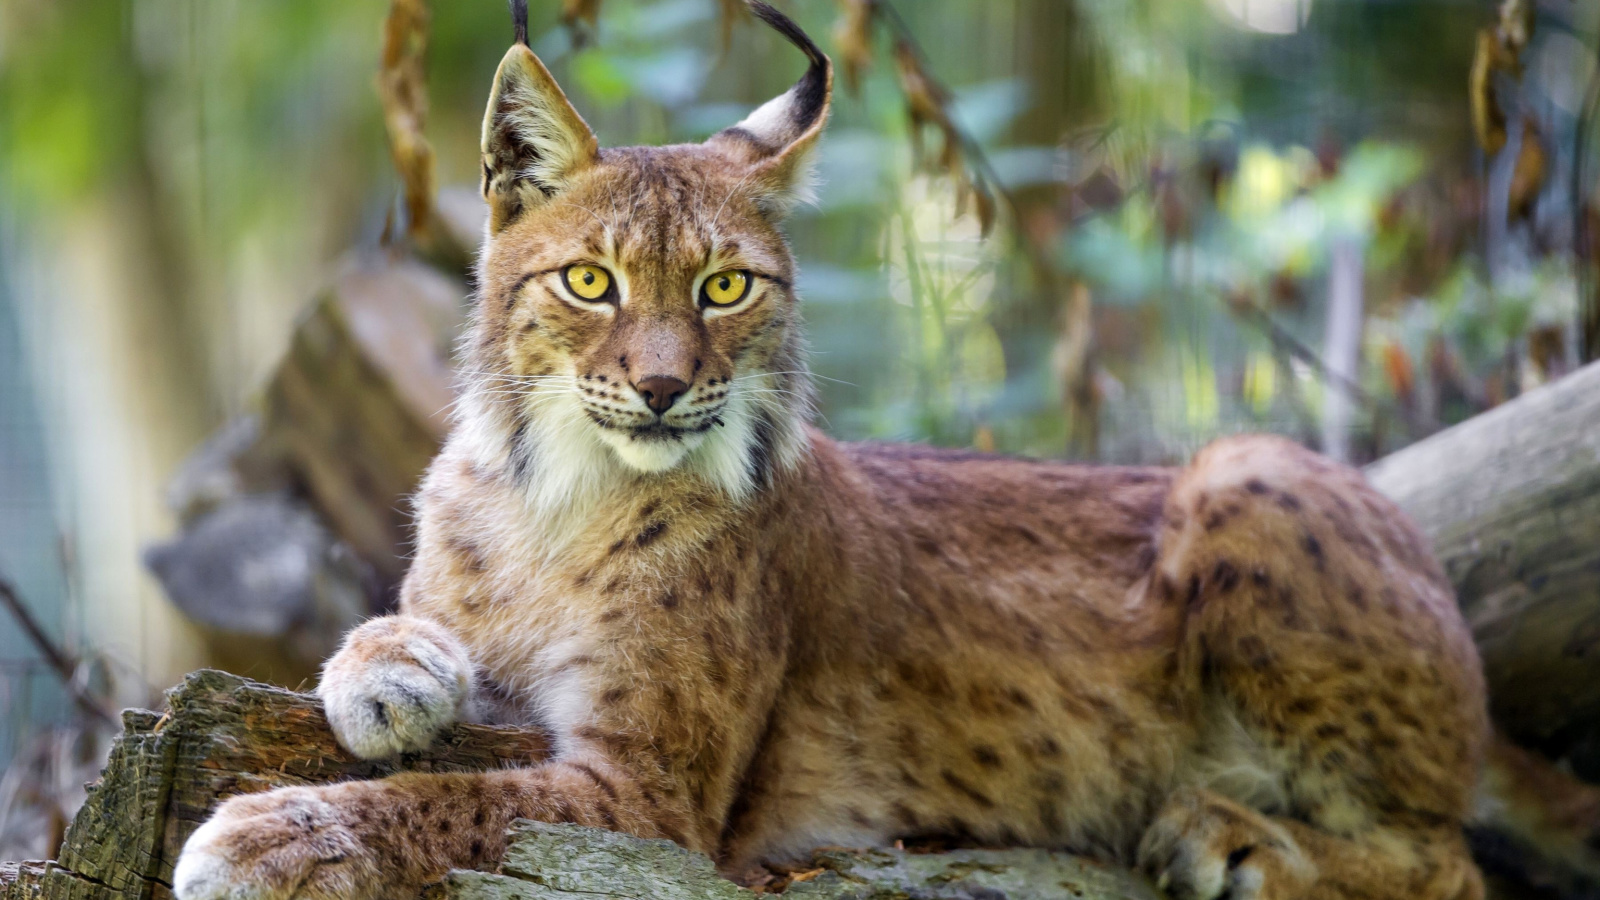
(1366, 360), (1600, 769)
(0, 577), (115, 725)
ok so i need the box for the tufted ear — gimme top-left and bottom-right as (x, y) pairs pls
(480, 6), (600, 234)
(705, 1), (833, 218)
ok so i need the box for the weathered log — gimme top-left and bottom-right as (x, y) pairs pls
(433, 820), (1160, 900)
(258, 254), (464, 595)
(146, 254), (468, 678)
(0, 671), (547, 900)
(0, 671), (1157, 900)
(1366, 360), (1600, 774)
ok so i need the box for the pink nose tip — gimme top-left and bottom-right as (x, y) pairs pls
(634, 375), (689, 415)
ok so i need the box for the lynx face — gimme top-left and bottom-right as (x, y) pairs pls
(463, 11), (830, 508)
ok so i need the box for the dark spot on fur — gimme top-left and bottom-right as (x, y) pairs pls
(1212, 560), (1241, 593)
(1302, 532), (1325, 570)
(941, 770), (995, 808)
(635, 520), (668, 548)
(1287, 697), (1320, 717)
(1245, 479), (1270, 495)
(971, 744), (1003, 768)
(1277, 492), (1303, 511)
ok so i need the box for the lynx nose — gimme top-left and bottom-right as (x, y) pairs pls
(634, 375), (689, 415)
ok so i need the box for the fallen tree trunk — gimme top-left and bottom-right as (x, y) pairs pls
(1366, 360), (1600, 775)
(0, 671), (1158, 900)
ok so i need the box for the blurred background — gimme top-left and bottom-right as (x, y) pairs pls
(0, 0), (1596, 862)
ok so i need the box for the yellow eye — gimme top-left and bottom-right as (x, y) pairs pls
(563, 265), (612, 301)
(702, 270), (750, 307)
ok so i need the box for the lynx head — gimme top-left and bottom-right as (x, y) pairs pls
(462, 0), (829, 513)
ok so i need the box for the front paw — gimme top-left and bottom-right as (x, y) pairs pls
(1137, 788), (1315, 900)
(318, 616), (473, 759)
(172, 787), (379, 900)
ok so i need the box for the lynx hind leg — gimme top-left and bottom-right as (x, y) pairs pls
(318, 615), (475, 759)
(1148, 435), (1488, 900)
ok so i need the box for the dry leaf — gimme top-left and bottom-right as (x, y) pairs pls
(1381, 340), (1415, 407)
(1469, 29), (1508, 155)
(377, 0), (436, 245)
(833, 0), (876, 92)
(1508, 118), (1546, 221)
(562, 0), (601, 45)
(1470, 0), (1532, 156)
(1526, 325), (1566, 381)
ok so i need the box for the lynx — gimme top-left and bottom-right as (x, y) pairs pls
(174, 5), (1529, 899)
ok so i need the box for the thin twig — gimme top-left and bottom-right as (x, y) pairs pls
(1231, 302), (1424, 437)
(0, 577), (117, 725)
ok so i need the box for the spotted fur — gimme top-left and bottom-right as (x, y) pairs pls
(174, 6), (1494, 900)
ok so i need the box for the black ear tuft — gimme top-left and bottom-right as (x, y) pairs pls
(746, 1), (829, 133)
(509, 0), (529, 46)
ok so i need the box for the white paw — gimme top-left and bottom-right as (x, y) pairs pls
(172, 788), (375, 900)
(317, 617), (473, 759)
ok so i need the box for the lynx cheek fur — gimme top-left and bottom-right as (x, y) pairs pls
(173, 5), (1490, 899)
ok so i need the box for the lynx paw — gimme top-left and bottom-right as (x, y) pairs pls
(172, 787), (379, 900)
(317, 616), (473, 759)
(1137, 788), (1315, 900)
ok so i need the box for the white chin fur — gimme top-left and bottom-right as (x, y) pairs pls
(596, 427), (704, 473)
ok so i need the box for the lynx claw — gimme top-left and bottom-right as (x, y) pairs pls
(317, 617), (473, 760)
